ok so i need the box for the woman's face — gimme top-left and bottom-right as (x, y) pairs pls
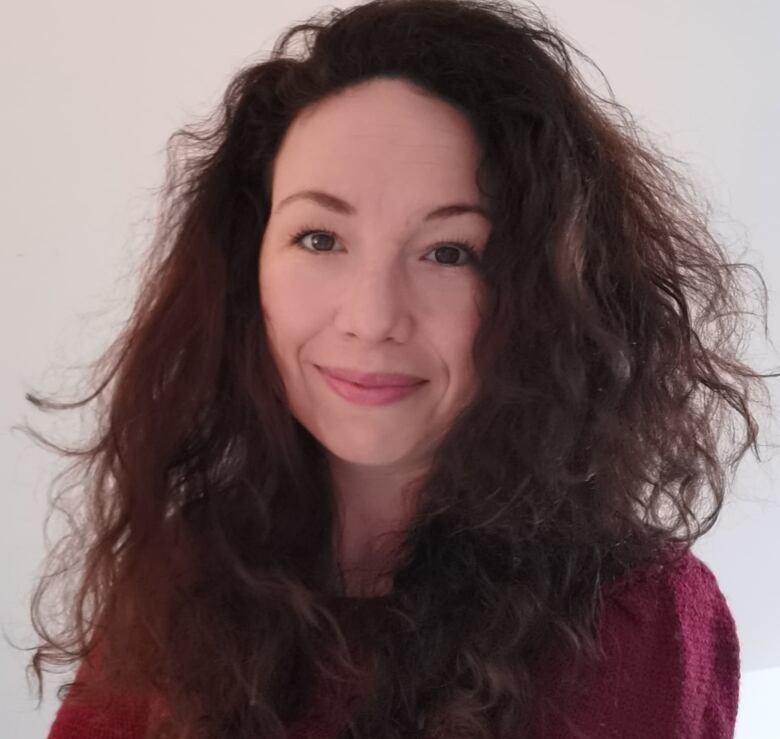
(259, 77), (492, 473)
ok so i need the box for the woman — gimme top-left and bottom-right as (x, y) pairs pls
(26, 0), (768, 737)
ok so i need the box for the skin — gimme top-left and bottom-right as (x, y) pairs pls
(258, 77), (492, 596)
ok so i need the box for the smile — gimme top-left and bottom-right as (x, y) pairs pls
(317, 366), (426, 406)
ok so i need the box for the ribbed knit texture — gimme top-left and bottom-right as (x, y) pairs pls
(47, 549), (740, 738)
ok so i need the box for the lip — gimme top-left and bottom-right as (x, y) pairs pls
(316, 365), (426, 388)
(316, 365), (426, 406)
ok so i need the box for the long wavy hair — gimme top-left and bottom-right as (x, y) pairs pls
(21, 0), (772, 737)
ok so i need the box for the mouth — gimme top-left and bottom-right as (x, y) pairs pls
(315, 365), (426, 406)
(316, 365), (426, 388)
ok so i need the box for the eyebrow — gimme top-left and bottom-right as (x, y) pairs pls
(274, 189), (491, 223)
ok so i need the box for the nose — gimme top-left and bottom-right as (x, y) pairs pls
(332, 257), (413, 344)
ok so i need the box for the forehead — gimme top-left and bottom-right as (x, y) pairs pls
(270, 79), (485, 211)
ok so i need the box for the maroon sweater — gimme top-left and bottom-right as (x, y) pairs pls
(47, 549), (740, 738)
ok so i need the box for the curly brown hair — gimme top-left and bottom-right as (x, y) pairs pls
(21, 0), (772, 737)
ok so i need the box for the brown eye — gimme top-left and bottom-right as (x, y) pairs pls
(292, 230), (337, 252)
(432, 245), (466, 265)
(289, 227), (480, 269)
(425, 241), (480, 268)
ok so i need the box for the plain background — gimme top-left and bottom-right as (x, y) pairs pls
(2, 1), (778, 736)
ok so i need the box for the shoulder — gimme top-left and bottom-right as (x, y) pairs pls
(48, 695), (150, 739)
(533, 547), (741, 738)
(47, 654), (152, 739)
(600, 544), (740, 649)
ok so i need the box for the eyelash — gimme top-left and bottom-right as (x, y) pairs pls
(287, 225), (481, 268)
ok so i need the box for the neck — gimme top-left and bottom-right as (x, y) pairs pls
(327, 455), (428, 598)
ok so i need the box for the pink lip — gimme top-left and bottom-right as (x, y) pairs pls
(317, 366), (426, 406)
(317, 365), (425, 388)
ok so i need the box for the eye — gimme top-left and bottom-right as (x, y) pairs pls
(290, 229), (339, 254)
(288, 227), (481, 268)
(425, 242), (480, 267)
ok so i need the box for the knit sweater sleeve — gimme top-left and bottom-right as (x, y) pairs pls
(530, 549), (741, 739)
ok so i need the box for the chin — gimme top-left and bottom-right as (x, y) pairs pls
(329, 447), (412, 468)
(321, 433), (418, 467)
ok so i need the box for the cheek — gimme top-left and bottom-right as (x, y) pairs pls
(261, 258), (301, 330)
(259, 256), (295, 363)
(260, 251), (329, 319)
(260, 260), (329, 381)
(430, 291), (482, 380)
(436, 284), (482, 341)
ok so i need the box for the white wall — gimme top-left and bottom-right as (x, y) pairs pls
(2, 1), (777, 736)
